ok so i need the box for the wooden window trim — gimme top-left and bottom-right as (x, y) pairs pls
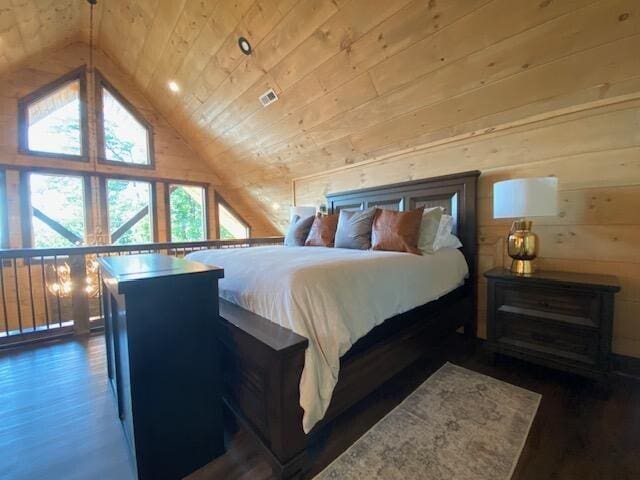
(0, 170), (9, 249)
(17, 66), (90, 162)
(100, 176), (158, 244)
(0, 162), (207, 188)
(12, 165), (208, 247)
(20, 170), (92, 248)
(94, 69), (156, 170)
(215, 193), (251, 239)
(165, 183), (210, 242)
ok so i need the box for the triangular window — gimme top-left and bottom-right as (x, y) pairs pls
(18, 67), (88, 160)
(217, 197), (250, 239)
(96, 72), (154, 168)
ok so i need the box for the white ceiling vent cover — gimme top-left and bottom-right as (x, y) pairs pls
(259, 88), (278, 107)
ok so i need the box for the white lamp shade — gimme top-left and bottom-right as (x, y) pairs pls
(290, 205), (316, 221)
(493, 177), (558, 219)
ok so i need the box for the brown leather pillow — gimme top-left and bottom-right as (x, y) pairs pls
(305, 213), (339, 247)
(371, 207), (425, 255)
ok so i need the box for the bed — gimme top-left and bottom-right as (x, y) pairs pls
(191, 171), (479, 479)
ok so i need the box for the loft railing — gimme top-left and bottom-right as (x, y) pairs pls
(0, 236), (284, 349)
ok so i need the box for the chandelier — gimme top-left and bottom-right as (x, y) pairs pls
(45, 229), (106, 299)
(46, 255), (100, 299)
(46, 262), (71, 297)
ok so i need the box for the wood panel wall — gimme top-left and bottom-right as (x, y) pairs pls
(81, 0), (639, 355)
(0, 42), (276, 244)
(0, 2), (636, 353)
(295, 97), (640, 358)
(87, 0), (640, 232)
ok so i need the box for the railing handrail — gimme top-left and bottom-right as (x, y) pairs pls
(0, 236), (285, 258)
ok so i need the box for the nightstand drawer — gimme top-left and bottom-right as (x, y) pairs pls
(497, 283), (600, 328)
(495, 311), (599, 366)
(485, 268), (620, 380)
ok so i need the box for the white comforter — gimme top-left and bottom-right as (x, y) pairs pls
(186, 246), (468, 432)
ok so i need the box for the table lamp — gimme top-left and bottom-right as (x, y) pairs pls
(493, 177), (558, 275)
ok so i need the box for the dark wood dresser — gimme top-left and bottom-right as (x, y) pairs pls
(99, 254), (225, 480)
(484, 268), (620, 380)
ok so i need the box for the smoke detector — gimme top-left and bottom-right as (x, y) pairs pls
(259, 89), (278, 107)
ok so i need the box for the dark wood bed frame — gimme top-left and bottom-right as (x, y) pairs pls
(217, 170), (480, 479)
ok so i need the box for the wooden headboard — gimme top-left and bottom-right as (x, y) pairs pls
(326, 170), (480, 276)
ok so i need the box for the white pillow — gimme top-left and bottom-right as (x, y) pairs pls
(430, 214), (463, 252)
(420, 211), (463, 254)
(417, 207), (444, 253)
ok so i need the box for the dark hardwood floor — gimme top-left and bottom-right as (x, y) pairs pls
(0, 333), (638, 480)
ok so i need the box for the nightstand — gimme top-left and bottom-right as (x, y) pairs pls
(484, 268), (620, 380)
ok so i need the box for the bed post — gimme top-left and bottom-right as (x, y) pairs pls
(460, 171), (479, 340)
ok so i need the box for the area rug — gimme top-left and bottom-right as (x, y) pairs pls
(314, 362), (541, 480)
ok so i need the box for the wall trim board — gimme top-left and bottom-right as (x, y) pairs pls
(291, 92), (640, 188)
(612, 353), (640, 381)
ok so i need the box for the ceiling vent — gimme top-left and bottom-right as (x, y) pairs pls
(259, 89), (278, 107)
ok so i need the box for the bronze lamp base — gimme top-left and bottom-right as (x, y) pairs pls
(507, 220), (537, 275)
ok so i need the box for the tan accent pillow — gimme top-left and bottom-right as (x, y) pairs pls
(305, 213), (339, 247)
(371, 207), (425, 255)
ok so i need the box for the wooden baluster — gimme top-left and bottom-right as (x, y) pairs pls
(70, 254), (90, 335)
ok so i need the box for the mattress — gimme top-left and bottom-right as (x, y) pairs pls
(186, 245), (469, 433)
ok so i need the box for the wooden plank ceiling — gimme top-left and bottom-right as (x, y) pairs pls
(0, 0), (638, 231)
(0, 0), (81, 73)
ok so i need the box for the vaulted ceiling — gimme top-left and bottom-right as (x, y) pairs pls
(0, 0), (638, 231)
(0, 1), (81, 71)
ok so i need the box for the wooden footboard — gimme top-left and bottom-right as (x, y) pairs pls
(218, 299), (310, 479)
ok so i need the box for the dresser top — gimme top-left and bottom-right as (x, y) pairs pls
(484, 267), (620, 292)
(99, 253), (224, 291)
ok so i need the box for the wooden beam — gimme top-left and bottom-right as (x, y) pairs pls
(110, 206), (149, 243)
(32, 208), (83, 245)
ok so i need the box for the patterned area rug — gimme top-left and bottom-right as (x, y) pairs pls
(315, 363), (541, 480)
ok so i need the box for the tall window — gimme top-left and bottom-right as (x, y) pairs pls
(29, 173), (87, 248)
(96, 73), (153, 167)
(168, 184), (207, 241)
(218, 199), (250, 240)
(18, 68), (87, 160)
(106, 179), (153, 244)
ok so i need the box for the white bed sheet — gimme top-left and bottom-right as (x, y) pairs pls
(186, 246), (468, 433)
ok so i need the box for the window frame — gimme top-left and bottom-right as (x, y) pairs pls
(0, 170), (9, 249)
(94, 70), (155, 170)
(17, 66), (89, 162)
(20, 169), (93, 249)
(216, 193), (251, 240)
(165, 182), (210, 242)
(99, 176), (158, 245)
